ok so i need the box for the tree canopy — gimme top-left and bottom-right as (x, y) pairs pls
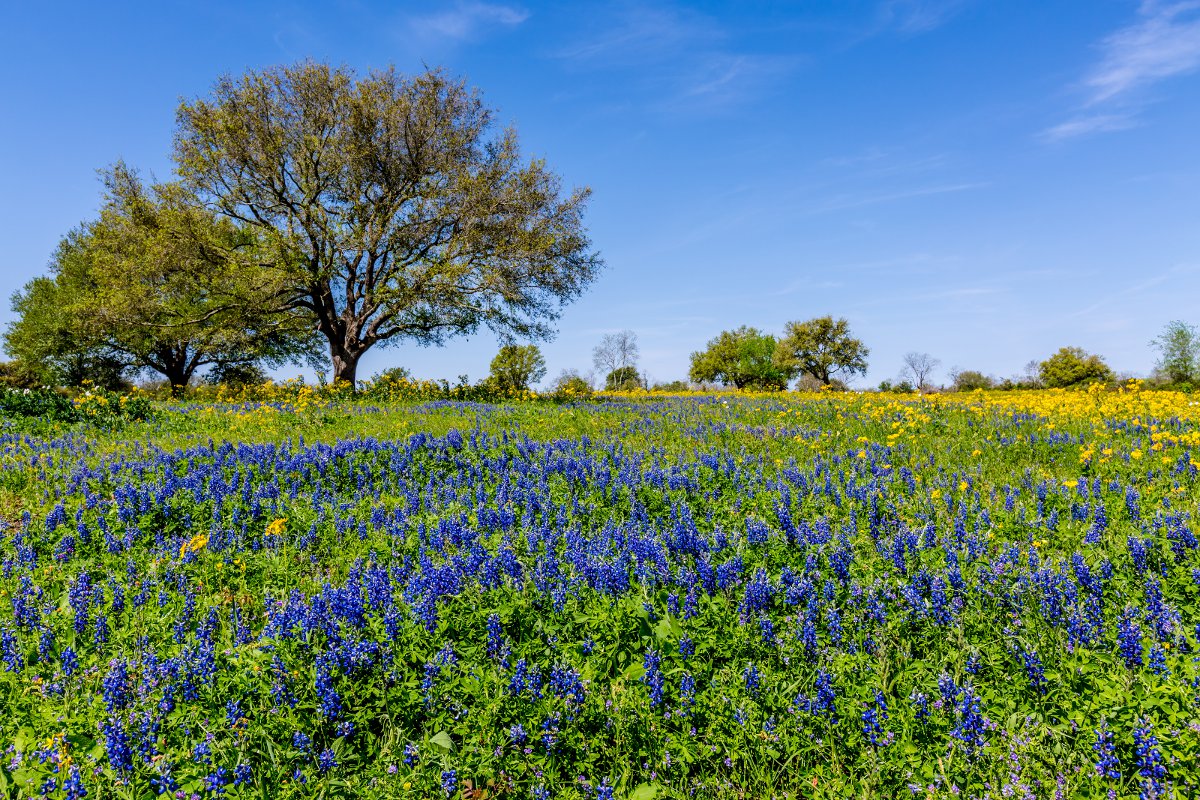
(488, 344), (546, 393)
(174, 62), (602, 385)
(1038, 347), (1114, 388)
(1151, 321), (1199, 386)
(4, 164), (307, 394)
(605, 365), (641, 391)
(689, 326), (791, 390)
(774, 316), (869, 387)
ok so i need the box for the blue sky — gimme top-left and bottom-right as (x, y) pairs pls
(3, 1), (1200, 387)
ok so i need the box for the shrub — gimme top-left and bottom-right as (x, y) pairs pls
(1038, 347), (1114, 388)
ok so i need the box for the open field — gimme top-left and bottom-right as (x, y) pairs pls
(1, 388), (1198, 798)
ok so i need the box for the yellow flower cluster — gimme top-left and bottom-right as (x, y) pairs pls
(180, 532), (210, 558)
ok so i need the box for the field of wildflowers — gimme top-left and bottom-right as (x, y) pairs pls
(1, 386), (1198, 798)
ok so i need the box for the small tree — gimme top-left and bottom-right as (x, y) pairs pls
(593, 330), (639, 377)
(605, 365), (641, 390)
(488, 344), (546, 392)
(901, 352), (940, 391)
(689, 326), (792, 390)
(551, 369), (593, 397)
(1151, 320), (1199, 386)
(1038, 347), (1114, 388)
(949, 368), (994, 391)
(774, 316), (869, 387)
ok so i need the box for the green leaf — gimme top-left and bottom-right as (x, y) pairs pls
(623, 662), (647, 681)
(429, 731), (454, 752)
(628, 783), (661, 800)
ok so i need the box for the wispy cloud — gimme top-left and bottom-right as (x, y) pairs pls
(555, 6), (717, 64)
(555, 5), (797, 112)
(1086, 0), (1200, 103)
(1045, 1), (1200, 140)
(1041, 113), (1140, 142)
(875, 0), (971, 35)
(406, 2), (528, 43)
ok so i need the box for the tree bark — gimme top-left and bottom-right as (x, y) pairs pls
(331, 348), (360, 387)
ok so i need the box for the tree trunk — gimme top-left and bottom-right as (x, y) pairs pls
(331, 351), (360, 387)
(164, 365), (189, 398)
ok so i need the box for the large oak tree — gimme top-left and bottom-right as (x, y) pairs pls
(174, 62), (602, 385)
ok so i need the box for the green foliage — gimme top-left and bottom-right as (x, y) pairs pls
(488, 344), (547, 393)
(688, 326), (791, 390)
(0, 387), (153, 423)
(1151, 320), (1199, 386)
(205, 362), (270, 388)
(951, 369), (995, 391)
(774, 315), (869, 387)
(0, 360), (43, 390)
(6, 165), (309, 395)
(551, 370), (594, 399)
(175, 62), (602, 385)
(4, 274), (133, 391)
(605, 365), (642, 390)
(371, 367), (414, 385)
(1038, 346), (1115, 388)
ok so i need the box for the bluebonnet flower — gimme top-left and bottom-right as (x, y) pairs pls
(679, 636), (695, 658)
(63, 765), (87, 800)
(643, 649), (664, 707)
(509, 724), (527, 744)
(813, 670), (837, 721)
(950, 683), (989, 758)
(1018, 647), (1047, 695)
(1134, 722), (1168, 799)
(102, 659), (132, 712)
(204, 767), (228, 795)
(441, 769), (457, 796)
(100, 718), (133, 773)
(1093, 722), (1119, 780)
(315, 655), (342, 718)
(403, 743), (419, 765)
(317, 748), (337, 773)
(233, 764), (253, 786)
(862, 690), (888, 747)
(743, 663), (761, 693)
(1148, 644), (1169, 677)
(680, 672), (696, 709)
(1118, 606), (1144, 669)
(0, 628), (23, 673)
(486, 613), (505, 659)
(1128, 537), (1149, 574)
(800, 609), (818, 657)
(595, 778), (615, 800)
(910, 690), (930, 720)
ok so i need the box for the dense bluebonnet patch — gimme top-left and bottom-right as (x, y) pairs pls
(0, 395), (1197, 797)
